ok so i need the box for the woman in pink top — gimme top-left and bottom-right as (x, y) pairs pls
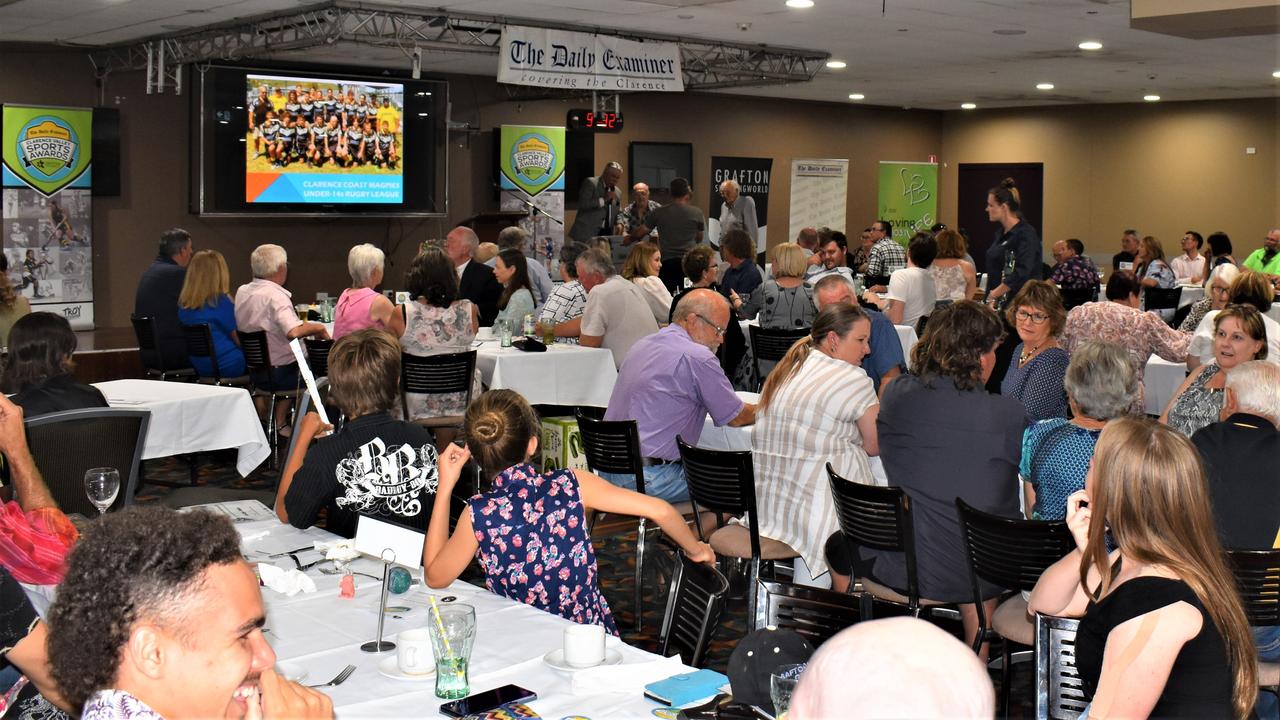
(332, 243), (404, 339)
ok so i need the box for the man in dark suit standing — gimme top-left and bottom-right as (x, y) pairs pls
(568, 161), (623, 243)
(444, 226), (502, 326)
(134, 228), (194, 372)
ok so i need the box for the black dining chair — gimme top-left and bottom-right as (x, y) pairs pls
(658, 546), (730, 667)
(303, 337), (334, 379)
(755, 579), (862, 648)
(400, 350), (477, 439)
(1226, 547), (1280, 706)
(24, 407), (150, 517)
(678, 437), (799, 627)
(748, 325), (809, 391)
(238, 329), (303, 466)
(826, 463), (948, 618)
(131, 314), (195, 381)
(1034, 613), (1088, 720)
(181, 323), (250, 387)
(956, 499), (1075, 716)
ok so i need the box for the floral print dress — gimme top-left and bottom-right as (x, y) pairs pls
(399, 299), (478, 419)
(468, 464), (618, 635)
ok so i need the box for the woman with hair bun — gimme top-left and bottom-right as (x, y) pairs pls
(421, 389), (714, 634)
(982, 178), (1042, 309)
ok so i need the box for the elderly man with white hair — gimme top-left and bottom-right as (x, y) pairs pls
(332, 243), (404, 340)
(1190, 359), (1280, 715)
(788, 617), (994, 719)
(443, 225), (502, 325)
(234, 244), (329, 430)
(717, 177), (758, 250)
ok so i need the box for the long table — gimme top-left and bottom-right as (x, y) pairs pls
(474, 337), (617, 407)
(232, 510), (689, 718)
(94, 379), (270, 476)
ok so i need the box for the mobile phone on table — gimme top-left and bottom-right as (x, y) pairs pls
(438, 684), (538, 718)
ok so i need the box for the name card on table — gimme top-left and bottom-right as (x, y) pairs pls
(354, 515), (425, 569)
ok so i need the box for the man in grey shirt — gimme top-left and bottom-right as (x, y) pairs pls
(630, 177), (705, 293)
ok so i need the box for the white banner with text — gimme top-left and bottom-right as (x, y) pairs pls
(788, 158), (848, 241)
(498, 26), (684, 92)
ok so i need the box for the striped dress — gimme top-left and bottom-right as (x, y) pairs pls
(751, 350), (878, 578)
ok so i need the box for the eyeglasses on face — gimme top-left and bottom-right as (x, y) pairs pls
(1015, 309), (1049, 324)
(694, 314), (726, 337)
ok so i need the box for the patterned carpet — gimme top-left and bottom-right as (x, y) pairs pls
(136, 453), (1037, 717)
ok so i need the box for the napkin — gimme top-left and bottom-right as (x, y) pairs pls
(258, 563), (317, 596)
(569, 653), (685, 696)
(313, 538), (361, 563)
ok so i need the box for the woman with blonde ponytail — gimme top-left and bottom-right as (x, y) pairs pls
(421, 389), (714, 635)
(1031, 417), (1257, 718)
(753, 304), (878, 590)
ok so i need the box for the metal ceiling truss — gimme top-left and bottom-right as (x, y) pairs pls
(86, 1), (828, 96)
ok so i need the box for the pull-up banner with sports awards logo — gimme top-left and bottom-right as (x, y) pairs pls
(497, 124), (566, 282)
(1, 104), (95, 329)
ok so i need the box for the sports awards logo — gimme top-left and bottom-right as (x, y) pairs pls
(2, 107), (92, 197)
(512, 133), (554, 182)
(499, 125), (564, 197)
(19, 118), (78, 179)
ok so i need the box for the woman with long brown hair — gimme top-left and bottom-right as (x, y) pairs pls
(752, 304), (877, 589)
(1030, 418), (1257, 718)
(622, 241), (672, 324)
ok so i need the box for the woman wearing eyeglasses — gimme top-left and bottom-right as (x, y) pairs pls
(1162, 304), (1267, 438)
(999, 281), (1069, 421)
(1179, 263), (1239, 332)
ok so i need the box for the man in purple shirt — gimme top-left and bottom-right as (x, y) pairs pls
(603, 289), (756, 501)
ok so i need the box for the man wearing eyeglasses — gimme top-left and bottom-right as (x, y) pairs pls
(603, 289), (756, 502)
(1241, 229), (1280, 282)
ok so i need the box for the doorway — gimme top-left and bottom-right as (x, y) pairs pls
(956, 163), (1044, 275)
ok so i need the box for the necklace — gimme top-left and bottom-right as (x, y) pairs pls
(1020, 343), (1041, 364)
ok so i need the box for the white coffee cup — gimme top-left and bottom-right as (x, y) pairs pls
(563, 623), (606, 668)
(396, 628), (435, 675)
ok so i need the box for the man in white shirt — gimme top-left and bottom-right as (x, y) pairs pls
(577, 247), (659, 367)
(1170, 231), (1206, 284)
(864, 233), (937, 328)
(807, 230), (855, 283)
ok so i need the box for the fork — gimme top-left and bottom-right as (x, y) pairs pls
(307, 664), (356, 688)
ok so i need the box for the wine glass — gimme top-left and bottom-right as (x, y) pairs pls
(84, 467), (121, 516)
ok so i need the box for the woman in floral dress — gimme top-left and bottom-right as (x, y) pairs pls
(398, 247), (479, 422)
(421, 390), (715, 634)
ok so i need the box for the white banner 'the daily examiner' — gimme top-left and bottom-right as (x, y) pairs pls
(498, 26), (684, 92)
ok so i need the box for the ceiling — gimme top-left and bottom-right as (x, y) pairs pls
(0, 0), (1277, 110)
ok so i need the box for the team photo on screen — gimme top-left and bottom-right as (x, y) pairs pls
(244, 73), (405, 204)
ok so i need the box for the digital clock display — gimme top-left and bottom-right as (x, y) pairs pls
(567, 109), (624, 133)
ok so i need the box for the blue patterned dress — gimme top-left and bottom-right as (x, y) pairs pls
(1020, 418), (1101, 520)
(468, 464), (618, 635)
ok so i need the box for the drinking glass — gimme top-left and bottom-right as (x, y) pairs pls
(427, 603), (476, 699)
(84, 467), (121, 515)
(539, 320), (556, 345)
(497, 319), (513, 348)
(769, 662), (807, 720)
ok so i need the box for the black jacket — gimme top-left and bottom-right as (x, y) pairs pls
(134, 255), (190, 371)
(458, 261), (503, 327)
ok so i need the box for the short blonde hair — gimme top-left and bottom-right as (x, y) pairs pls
(346, 243), (385, 288)
(474, 242), (499, 264)
(770, 243), (808, 279)
(178, 250), (230, 310)
(250, 244), (287, 278)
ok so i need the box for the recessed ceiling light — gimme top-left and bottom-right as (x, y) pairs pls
(848, 93), (865, 100)
(1144, 94), (1161, 102)
(1078, 40), (1103, 50)
(785, 0), (814, 8)
(826, 60), (847, 69)
(961, 103), (977, 110)
(1036, 83), (1055, 90)
(1273, 70), (1280, 78)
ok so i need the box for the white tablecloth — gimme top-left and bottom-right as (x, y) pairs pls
(1143, 356), (1188, 416)
(697, 391), (888, 485)
(475, 338), (617, 407)
(1178, 285), (1204, 309)
(230, 511), (690, 719)
(94, 379), (270, 476)
(737, 320), (916, 370)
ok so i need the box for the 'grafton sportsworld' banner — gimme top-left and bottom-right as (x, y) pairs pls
(1, 104), (95, 329)
(498, 124), (565, 279)
(877, 161), (938, 245)
(709, 156), (772, 256)
(498, 26), (684, 92)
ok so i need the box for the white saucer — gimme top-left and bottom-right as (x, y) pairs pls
(542, 648), (623, 672)
(377, 656), (436, 681)
(275, 662), (308, 683)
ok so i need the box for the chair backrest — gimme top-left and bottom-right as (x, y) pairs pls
(181, 323), (222, 378)
(956, 498), (1075, 594)
(400, 351), (476, 395)
(282, 378), (328, 468)
(1034, 613), (1088, 720)
(1060, 286), (1097, 311)
(24, 407), (150, 517)
(130, 314), (168, 372)
(865, 273), (891, 289)
(755, 579), (861, 648)
(574, 410), (645, 494)
(1143, 286), (1181, 311)
(304, 337), (334, 379)
(677, 438), (757, 545)
(238, 329), (273, 372)
(1227, 548), (1280, 628)
(749, 325), (809, 365)
(827, 463), (919, 604)
(658, 549), (730, 667)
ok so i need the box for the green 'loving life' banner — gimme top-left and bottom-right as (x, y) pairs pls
(877, 161), (938, 245)
(2, 105), (92, 197)
(498, 125), (565, 197)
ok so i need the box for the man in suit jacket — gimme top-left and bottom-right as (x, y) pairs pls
(568, 161), (623, 243)
(444, 226), (502, 326)
(134, 228), (194, 371)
